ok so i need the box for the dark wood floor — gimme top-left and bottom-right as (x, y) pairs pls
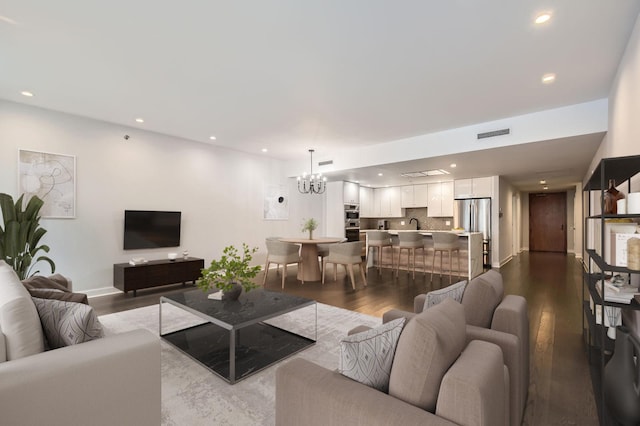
(91, 251), (598, 426)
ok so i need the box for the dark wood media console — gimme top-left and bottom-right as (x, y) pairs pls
(113, 257), (204, 296)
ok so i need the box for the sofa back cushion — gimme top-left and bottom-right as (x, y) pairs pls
(461, 270), (504, 328)
(0, 261), (45, 361)
(388, 298), (466, 412)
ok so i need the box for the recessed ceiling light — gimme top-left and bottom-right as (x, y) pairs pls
(210, 136), (217, 140)
(535, 13), (551, 24)
(135, 118), (144, 123)
(378, 173), (383, 176)
(542, 73), (556, 84)
(543, 186), (549, 190)
(355, 181), (359, 183)
(21, 91), (34, 97)
(450, 163), (457, 168)
(261, 148), (267, 153)
(540, 180), (546, 184)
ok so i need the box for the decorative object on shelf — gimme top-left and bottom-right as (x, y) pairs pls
(603, 325), (640, 426)
(628, 192), (640, 214)
(603, 179), (625, 214)
(197, 243), (261, 301)
(628, 238), (640, 270)
(167, 252), (177, 261)
(617, 199), (627, 214)
(0, 193), (55, 279)
(605, 306), (622, 339)
(182, 250), (189, 260)
(297, 149), (326, 194)
(301, 218), (318, 240)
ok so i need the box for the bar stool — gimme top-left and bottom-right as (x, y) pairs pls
(366, 231), (394, 275)
(430, 232), (461, 284)
(396, 232), (424, 279)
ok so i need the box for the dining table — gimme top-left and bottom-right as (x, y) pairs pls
(278, 237), (344, 282)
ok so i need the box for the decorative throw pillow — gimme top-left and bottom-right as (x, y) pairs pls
(339, 317), (406, 392)
(31, 297), (104, 349)
(423, 280), (467, 311)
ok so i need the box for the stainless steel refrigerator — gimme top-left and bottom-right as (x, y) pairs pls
(454, 198), (491, 267)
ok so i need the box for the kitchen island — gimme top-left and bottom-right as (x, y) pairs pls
(360, 230), (485, 280)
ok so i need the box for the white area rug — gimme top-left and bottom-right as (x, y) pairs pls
(99, 303), (380, 425)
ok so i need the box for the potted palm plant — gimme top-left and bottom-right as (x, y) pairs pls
(0, 193), (55, 279)
(196, 243), (261, 301)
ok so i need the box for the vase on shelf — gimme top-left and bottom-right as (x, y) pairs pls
(604, 179), (625, 215)
(603, 325), (640, 426)
(308, 230), (313, 240)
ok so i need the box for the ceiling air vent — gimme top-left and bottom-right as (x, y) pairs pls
(318, 160), (333, 166)
(477, 128), (510, 139)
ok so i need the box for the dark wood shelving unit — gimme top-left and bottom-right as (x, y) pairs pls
(582, 154), (640, 426)
(114, 257), (204, 296)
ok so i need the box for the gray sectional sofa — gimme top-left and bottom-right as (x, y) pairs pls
(276, 270), (528, 426)
(0, 260), (161, 426)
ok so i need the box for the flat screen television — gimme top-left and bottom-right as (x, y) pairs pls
(123, 210), (181, 250)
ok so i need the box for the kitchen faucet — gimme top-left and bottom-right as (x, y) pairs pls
(409, 217), (420, 230)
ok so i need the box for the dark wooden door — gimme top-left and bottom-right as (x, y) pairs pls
(529, 192), (567, 252)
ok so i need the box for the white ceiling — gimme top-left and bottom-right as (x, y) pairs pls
(1, 1), (639, 189)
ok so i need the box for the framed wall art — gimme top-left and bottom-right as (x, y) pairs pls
(263, 183), (289, 220)
(18, 149), (76, 218)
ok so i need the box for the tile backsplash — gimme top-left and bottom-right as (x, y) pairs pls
(361, 208), (454, 230)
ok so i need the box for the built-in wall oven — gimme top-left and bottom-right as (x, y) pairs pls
(344, 204), (360, 242)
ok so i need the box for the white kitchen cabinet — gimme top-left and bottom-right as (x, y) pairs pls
(374, 187), (403, 217)
(454, 177), (493, 198)
(427, 181), (454, 217)
(359, 186), (375, 217)
(401, 184), (428, 208)
(343, 181), (360, 204)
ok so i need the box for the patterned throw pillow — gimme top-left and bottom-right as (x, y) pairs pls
(339, 317), (406, 392)
(423, 280), (467, 311)
(32, 297), (104, 349)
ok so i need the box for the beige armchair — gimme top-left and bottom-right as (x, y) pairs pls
(383, 270), (529, 426)
(263, 240), (303, 288)
(321, 241), (367, 290)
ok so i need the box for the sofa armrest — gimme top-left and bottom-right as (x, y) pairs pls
(382, 309), (416, 324)
(0, 329), (160, 426)
(466, 325), (523, 426)
(491, 295), (528, 346)
(437, 340), (506, 426)
(276, 358), (456, 426)
(414, 294), (427, 313)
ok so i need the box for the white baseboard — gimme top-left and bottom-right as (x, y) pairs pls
(86, 287), (123, 298)
(499, 255), (513, 268)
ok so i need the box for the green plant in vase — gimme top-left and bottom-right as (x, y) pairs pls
(301, 218), (318, 240)
(0, 193), (55, 279)
(196, 243), (261, 301)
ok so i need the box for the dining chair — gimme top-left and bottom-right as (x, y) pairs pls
(317, 237), (347, 263)
(321, 241), (367, 290)
(430, 232), (461, 284)
(396, 231), (425, 279)
(263, 240), (303, 288)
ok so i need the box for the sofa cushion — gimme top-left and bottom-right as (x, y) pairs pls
(388, 297), (466, 412)
(0, 260), (45, 360)
(423, 280), (467, 311)
(461, 271), (503, 328)
(32, 297), (104, 349)
(340, 317), (406, 392)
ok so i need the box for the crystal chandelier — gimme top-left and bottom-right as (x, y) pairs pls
(297, 149), (326, 194)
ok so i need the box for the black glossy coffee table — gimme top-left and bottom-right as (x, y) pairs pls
(159, 288), (316, 384)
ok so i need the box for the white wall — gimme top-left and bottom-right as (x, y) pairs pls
(0, 100), (323, 296)
(497, 176), (515, 266)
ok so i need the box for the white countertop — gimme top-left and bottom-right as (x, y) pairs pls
(359, 229), (479, 237)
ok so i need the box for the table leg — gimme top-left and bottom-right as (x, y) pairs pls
(230, 329), (236, 384)
(298, 244), (321, 281)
